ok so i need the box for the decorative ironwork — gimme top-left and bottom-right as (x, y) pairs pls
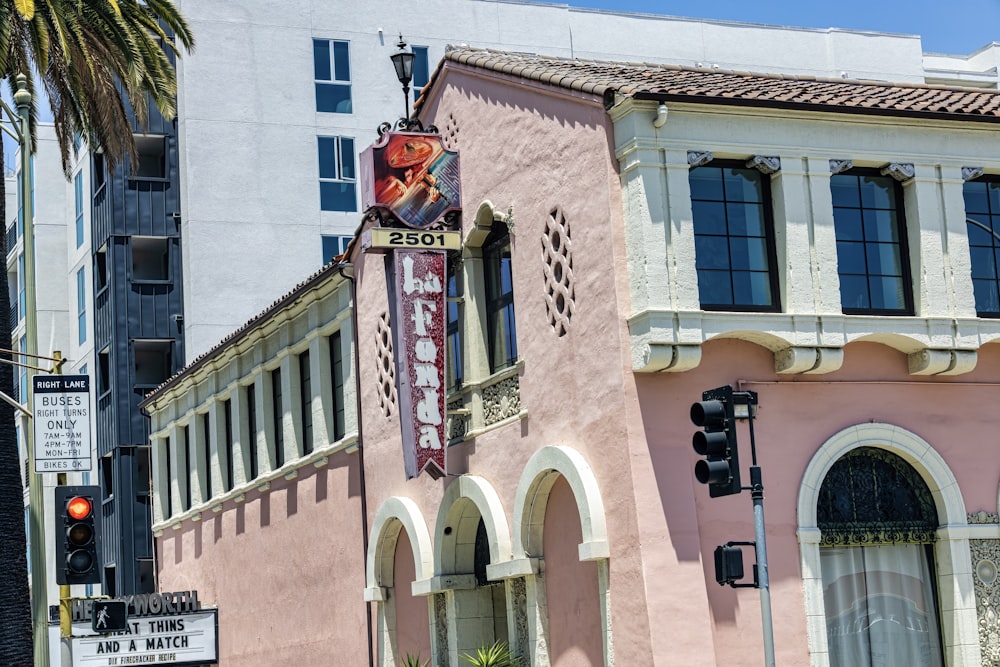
(377, 118), (440, 137)
(482, 375), (521, 426)
(970, 538), (1000, 666)
(817, 447), (938, 546)
(542, 207), (575, 337)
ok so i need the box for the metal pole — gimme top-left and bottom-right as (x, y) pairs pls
(16, 73), (50, 667)
(750, 466), (775, 667)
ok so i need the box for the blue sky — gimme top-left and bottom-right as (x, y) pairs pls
(563, 0), (1000, 55)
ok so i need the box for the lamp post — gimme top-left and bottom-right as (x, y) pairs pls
(389, 35), (415, 122)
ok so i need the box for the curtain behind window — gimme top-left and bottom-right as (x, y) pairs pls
(821, 544), (943, 666)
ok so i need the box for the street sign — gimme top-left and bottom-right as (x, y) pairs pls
(33, 374), (92, 473)
(71, 609), (218, 666)
(92, 600), (128, 634)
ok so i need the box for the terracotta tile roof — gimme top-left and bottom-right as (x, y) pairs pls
(426, 47), (1000, 122)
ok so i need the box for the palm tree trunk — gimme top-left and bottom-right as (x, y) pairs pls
(0, 147), (35, 665)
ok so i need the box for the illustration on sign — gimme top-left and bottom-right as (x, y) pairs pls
(360, 131), (461, 229)
(33, 375), (92, 473)
(391, 250), (448, 478)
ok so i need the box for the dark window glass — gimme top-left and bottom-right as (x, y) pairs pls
(330, 333), (346, 441)
(689, 163), (779, 311)
(223, 400), (233, 491)
(313, 39), (352, 114)
(315, 84), (353, 114)
(318, 136), (357, 212)
(164, 437), (173, 516)
(484, 224), (517, 373)
(299, 351), (313, 455)
(312, 40), (331, 80)
(271, 368), (284, 468)
(322, 235), (351, 264)
(332, 41), (350, 81)
(963, 179), (1000, 316)
(182, 425), (191, 510)
(413, 46), (430, 97)
(447, 260), (463, 391)
(201, 412), (212, 500)
(246, 384), (258, 480)
(831, 172), (912, 315)
(320, 182), (357, 212)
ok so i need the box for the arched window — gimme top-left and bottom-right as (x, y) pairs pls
(818, 447), (943, 666)
(483, 222), (517, 372)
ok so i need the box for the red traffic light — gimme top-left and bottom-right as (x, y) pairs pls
(67, 496), (93, 521)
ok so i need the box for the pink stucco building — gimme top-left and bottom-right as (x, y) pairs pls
(144, 48), (1000, 666)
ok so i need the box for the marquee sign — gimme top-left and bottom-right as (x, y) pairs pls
(391, 250), (447, 478)
(360, 131), (461, 229)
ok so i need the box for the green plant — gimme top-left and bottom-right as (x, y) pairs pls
(400, 654), (431, 667)
(459, 640), (520, 667)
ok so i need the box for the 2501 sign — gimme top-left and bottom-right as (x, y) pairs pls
(367, 229), (460, 251)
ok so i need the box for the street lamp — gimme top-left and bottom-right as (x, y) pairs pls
(389, 35), (415, 121)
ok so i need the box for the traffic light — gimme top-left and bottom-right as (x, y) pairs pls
(714, 544), (745, 586)
(55, 485), (102, 585)
(690, 385), (742, 497)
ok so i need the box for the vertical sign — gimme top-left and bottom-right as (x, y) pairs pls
(33, 374), (92, 473)
(392, 250), (447, 478)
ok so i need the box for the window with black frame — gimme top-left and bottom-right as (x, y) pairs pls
(962, 178), (1000, 317)
(446, 259), (463, 391)
(830, 171), (913, 315)
(688, 162), (780, 311)
(483, 223), (517, 373)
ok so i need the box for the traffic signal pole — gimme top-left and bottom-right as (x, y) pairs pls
(691, 387), (775, 667)
(746, 409), (775, 667)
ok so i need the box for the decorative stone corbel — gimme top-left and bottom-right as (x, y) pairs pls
(687, 151), (713, 168)
(746, 155), (781, 175)
(633, 342), (701, 373)
(908, 349), (977, 376)
(774, 347), (844, 375)
(962, 166), (985, 182)
(829, 159), (853, 174)
(880, 162), (915, 182)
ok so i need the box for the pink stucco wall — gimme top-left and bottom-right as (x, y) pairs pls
(543, 477), (603, 666)
(393, 530), (430, 660)
(157, 452), (369, 665)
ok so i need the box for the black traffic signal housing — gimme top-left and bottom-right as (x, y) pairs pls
(714, 544), (745, 586)
(55, 485), (102, 585)
(690, 385), (742, 497)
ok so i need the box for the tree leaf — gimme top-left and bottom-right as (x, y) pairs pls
(14, 0), (34, 20)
